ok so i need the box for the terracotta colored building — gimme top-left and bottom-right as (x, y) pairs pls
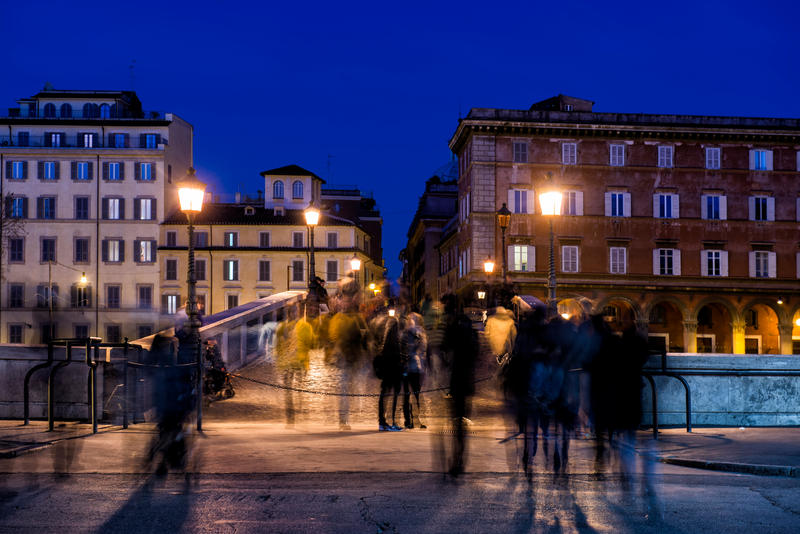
(443, 95), (800, 354)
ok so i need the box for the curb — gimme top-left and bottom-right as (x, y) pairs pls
(0, 442), (54, 459)
(658, 456), (800, 478)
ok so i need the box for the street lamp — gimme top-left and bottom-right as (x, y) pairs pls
(483, 257), (495, 275)
(45, 261), (88, 342)
(496, 203), (511, 279)
(176, 167), (206, 431)
(539, 183), (562, 320)
(304, 203), (320, 284)
(350, 254), (362, 284)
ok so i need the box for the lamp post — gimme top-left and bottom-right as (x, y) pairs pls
(176, 167), (207, 431)
(496, 203), (511, 279)
(304, 203), (320, 317)
(539, 186), (562, 320)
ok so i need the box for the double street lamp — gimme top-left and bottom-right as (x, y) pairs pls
(539, 185), (562, 319)
(176, 167), (207, 431)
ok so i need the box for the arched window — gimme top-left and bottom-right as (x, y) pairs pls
(292, 180), (304, 199)
(110, 104), (119, 118)
(43, 103), (56, 117)
(83, 103), (99, 118)
(99, 104), (110, 118)
(273, 180), (284, 199)
(59, 103), (72, 118)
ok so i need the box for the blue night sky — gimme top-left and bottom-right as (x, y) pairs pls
(2, 0), (798, 279)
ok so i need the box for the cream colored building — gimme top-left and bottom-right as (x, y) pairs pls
(159, 165), (382, 316)
(0, 86), (192, 344)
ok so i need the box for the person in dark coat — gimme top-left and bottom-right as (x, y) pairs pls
(374, 309), (405, 431)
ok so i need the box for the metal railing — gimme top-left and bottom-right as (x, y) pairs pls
(0, 135), (167, 149)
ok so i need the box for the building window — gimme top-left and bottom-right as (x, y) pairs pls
(326, 260), (338, 282)
(511, 245), (532, 272)
(41, 238), (56, 263)
(165, 295), (179, 315)
(105, 162), (123, 181)
(510, 189), (529, 214)
(166, 231), (177, 247)
(9, 284), (24, 308)
(561, 245), (579, 273)
(194, 231), (208, 247)
(138, 163), (153, 181)
(259, 260), (271, 281)
(8, 196), (27, 218)
(656, 193), (678, 219)
(143, 134), (158, 148)
(17, 132), (29, 146)
(702, 250), (727, 277)
(657, 146), (673, 168)
(135, 240), (156, 263)
(9, 324), (23, 344)
(562, 143), (577, 165)
(327, 232), (338, 248)
(112, 133), (126, 148)
(706, 147), (721, 169)
(102, 239), (124, 263)
(195, 258), (206, 281)
(605, 192), (629, 217)
(106, 325), (121, 343)
(165, 259), (178, 281)
(37, 197), (56, 219)
(292, 180), (304, 199)
(9, 161), (27, 179)
(273, 180), (284, 199)
(36, 284), (58, 308)
(137, 325), (153, 338)
(751, 251), (775, 278)
(138, 286), (153, 310)
(223, 259), (239, 281)
(292, 232), (304, 248)
(751, 149), (772, 171)
(103, 198), (123, 220)
(71, 284), (92, 308)
(81, 133), (97, 148)
(702, 194), (724, 220)
(224, 232), (238, 247)
(9, 238), (24, 262)
(40, 161), (58, 180)
(107, 285), (121, 309)
(259, 232), (270, 248)
(609, 144), (625, 166)
(562, 191), (582, 216)
(135, 198), (155, 220)
(73, 161), (91, 181)
(292, 260), (304, 282)
(45, 133), (63, 147)
(43, 103), (56, 117)
(609, 247), (627, 274)
(750, 196), (773, 221)
(74, 238), (89, 263)
(513, 142), (528, 163)
(655, 248), (681, 276)
(60, 103), (72, 118)
(227, 294), (239, 310)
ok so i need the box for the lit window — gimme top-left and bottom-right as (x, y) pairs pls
(165, 295), (179, 315)
(223, 259), (239, 281)
(224, 232), (238, 247)
(511, 245), (530, 272)
(137, 240), (154, 263)
(752, 149), (770, 171)
(103, 239), (123, 263)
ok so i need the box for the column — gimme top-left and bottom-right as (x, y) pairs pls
(778, 323), (794, 355)
(732, 319), (746, 354)
(635, 318), (649, 337)
(682, 319), (698, 353)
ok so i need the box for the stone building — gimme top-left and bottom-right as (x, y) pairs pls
(0, 85), (192, 344)
(160, 165), (383, 316)
(443, 94), (800, 354)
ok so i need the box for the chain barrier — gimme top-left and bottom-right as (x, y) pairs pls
(230, 373), (494, 397)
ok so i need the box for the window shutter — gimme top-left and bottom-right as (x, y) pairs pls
(673, 249), (681, 276)
(52, 285), (59, 309)
(133, 240), (140, 263)
(119, 240), (125, 262)
(653, 249), (659, 275)
(720, 196), (727, 220)
(22, 197), (28, 218)
(797, 252), (800, 278)
(507, 246), (515, 272)
(526, 189), (535, 214)
(85, 287), (92, 307)
(71, 161), (77, 179)
(527, 245), (535, 271)
(88, 161), (93, 179)
(38, 161), (44, 179)
(108, 133), (114, 146)
(151, 198), (157, 220)
(133, 199), (140, 220)
(4, 161), (10, 178)
(672, 194), (679, 218)
(652, 194), (659, 218)
(604, 193), (612, 216)
(150, 240), (157, 262)
(70, 286), (77, 308)
(700, 251), (708, 277)
(139, 134), (146, 148)
(36, 197), (43, 218)
(155, 134), (161, 145)
(720, 251), (729, 277)
(508, 190), (515, 214)
(233, 261), (239, 280)
(748, 251), (756, 278)
(748, 197), (755, 220)
(767, 197), (775, 221)
(575, 191), (584, 216)
(124, 134), (130, 148)
(119, 162), (125, 180)
(768, 252), (777, 278)
(766, 150), (773, 171)
(162, 294), (168, 314)
(103, 162), (109, 180)
(135, 162), (140, 180)
(701, 195), (708, 219)
(101, 198), (108, 219)
(101, 240), (108, 262)
(797, 198), (800, 222)
(621, 192), (631, 217)
(54, 162), (60, 179)
(119, 199), (125, 220)
(749, 149), (755, 170)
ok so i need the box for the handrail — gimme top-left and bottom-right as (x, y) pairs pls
(23, 341), (55, 425)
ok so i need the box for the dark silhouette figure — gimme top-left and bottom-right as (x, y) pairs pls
(374, 311), (405, 431)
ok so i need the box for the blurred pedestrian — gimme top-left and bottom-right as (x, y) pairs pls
(373, 306), (404, 431)
(275, 303), (314, 426)
(401, 312), (428, 429)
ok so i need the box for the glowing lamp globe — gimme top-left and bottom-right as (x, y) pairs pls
(350, 255), (362, 272)
(304, 205), (320, 226)
(176, 168), (207, 213)
(539, 191), (563, 216)
(483, 258), (495, 274)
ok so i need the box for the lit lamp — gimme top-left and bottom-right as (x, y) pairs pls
(477, 290), (486, 300)
(496, 203), (511, 278)
(350, 254), (362, 285)
(368, 282), (376, 291)
(304, 203), (320, 285)
(483, 258), (495, 275)
(539, 180), (562, 319)
(176, 167), (206, 431)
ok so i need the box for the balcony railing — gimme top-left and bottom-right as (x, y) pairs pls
(0, 135), (168, 149)
(5, 109), (167, 120)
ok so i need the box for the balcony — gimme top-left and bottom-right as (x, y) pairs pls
(0, 135), (168, 150)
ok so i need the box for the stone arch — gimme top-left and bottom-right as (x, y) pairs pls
(645, 296), (688, 353)
(556, 294), (593, 322)
(740, 297), (789, 324)
(690, 296), (740, 324)
(741, 297), (786, 354)
(593, 295), (642, 331)
(644, 295), (690, 321)
(692, 297), (738, 353)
